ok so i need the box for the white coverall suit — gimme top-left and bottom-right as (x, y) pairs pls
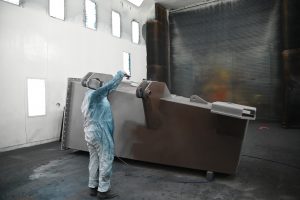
(81, 71), (125, 192)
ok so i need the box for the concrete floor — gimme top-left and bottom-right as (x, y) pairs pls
(0, 121), (300, 200)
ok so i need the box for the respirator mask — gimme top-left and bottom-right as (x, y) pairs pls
(81, 72), (103, 90)
(86, 78), (103, 90)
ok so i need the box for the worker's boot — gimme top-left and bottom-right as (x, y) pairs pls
(89, 187), (98, 196)
(97, 190), (118, 199)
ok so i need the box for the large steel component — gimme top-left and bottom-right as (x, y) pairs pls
(62, 73), (256, 174)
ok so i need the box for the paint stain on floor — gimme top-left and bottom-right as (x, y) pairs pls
(29, 159), (66, 180)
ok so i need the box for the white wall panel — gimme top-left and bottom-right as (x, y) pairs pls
(0, 0), (151, 151)
(0, 4), (27, 149)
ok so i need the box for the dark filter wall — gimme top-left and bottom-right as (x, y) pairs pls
(169, 0), (283, 120)
(281, 0), (300, 127)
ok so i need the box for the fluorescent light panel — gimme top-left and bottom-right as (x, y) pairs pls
(127, 0), (143, 7)
(27, 79), (46, 117)
(123, 52), (131, 77)
(85, 0), (97, 30)
(112, 11), (121, 37)
(132, 21), (140, 44)
(49, 0), (65, 20)
(2, 0), (20, 5)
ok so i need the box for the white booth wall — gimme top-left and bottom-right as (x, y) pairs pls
(0, 0), (154, 151)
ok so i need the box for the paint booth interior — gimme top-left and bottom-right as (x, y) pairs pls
(61, 0), (300, 178)
(0, 0), (299, 152)
(0, 0), (300, 199)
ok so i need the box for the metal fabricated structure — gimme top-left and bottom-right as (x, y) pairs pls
(62, 73), (256, 176)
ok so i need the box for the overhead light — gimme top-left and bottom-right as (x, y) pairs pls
(127, 0), (143, 7)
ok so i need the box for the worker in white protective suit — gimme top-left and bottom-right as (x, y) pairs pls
(81, 70), (129, 199)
